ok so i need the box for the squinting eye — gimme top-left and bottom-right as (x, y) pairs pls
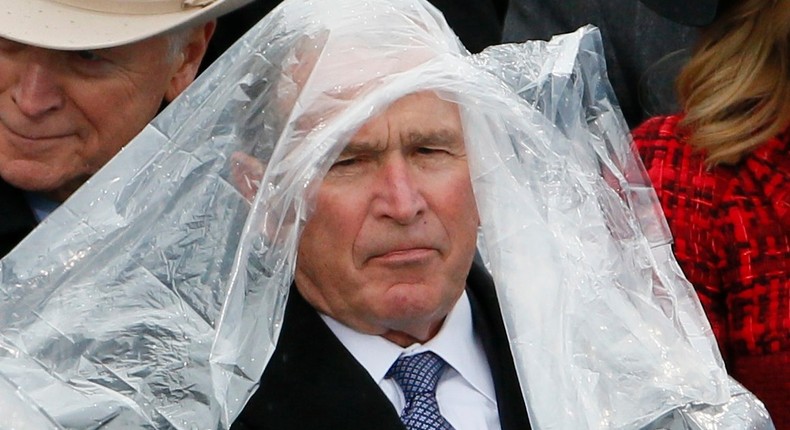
(75, 50), (104, 62)
(327, 155), (373, 177)
(416, 147), (447, 155)
(330, 158), (359, 169)
(69, 50), (114, 76)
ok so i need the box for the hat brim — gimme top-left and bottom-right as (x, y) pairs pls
(0, 0), (252, 50)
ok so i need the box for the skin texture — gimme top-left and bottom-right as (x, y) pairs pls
(0, 23), (215, 202)
(294, 92), (480, 347)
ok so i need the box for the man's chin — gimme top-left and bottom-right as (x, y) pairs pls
(379, 290), (458, 330)
(379, 310), (449, 346)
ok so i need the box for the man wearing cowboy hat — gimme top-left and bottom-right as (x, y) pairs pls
(0, 0), (251, 257)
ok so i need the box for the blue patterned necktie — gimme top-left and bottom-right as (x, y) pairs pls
(386, 351), (456, 430)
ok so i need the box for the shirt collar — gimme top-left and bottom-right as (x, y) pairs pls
(320, 290), (497, 402)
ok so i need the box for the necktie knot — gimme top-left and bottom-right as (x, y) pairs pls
(387, 351), (455, 430)
(387, 351), (447, 398)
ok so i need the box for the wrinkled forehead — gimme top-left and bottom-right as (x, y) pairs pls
(347, 91), (464, 148)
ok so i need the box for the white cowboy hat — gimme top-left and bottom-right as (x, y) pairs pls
(0, 0), (254, 50)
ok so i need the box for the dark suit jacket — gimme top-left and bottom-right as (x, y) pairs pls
(0, 179), (37, 258)
(232, 263), (532, 429)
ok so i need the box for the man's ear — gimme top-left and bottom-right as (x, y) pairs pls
(164, 20), (217, 102)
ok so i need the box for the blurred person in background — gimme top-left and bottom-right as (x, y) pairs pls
(502, 0), (705, 128)
(632, 0), (790, 426)
(0, 0), (251, 257)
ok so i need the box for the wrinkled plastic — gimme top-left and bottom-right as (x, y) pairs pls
(0, 0), (775, 428)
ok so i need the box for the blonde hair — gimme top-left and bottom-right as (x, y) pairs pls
(677, 0), (790, 166)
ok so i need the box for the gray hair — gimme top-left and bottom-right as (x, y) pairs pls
(163, 27), (195, 63)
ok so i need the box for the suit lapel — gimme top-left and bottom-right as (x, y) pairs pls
(232, 285), (404, 430)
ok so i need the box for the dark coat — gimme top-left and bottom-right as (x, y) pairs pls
(0, 179), (36, 258)
(232, 263), (532, 429)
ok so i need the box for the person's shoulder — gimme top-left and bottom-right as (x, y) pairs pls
(631, 114), (684, 145)
(631, 114), (697, 167)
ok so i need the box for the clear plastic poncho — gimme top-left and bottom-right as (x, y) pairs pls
(0, 0), (775, 429)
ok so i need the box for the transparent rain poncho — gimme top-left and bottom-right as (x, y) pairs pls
(0, 0), (775, 429)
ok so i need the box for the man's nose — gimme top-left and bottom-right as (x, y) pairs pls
(373, 157), (428, 224)
(11, 58), (65, 118)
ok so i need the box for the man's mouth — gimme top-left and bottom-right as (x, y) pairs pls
(0, 115), (73, 141)
(368, 247), (437, 266)
(5, 127), (71, 141)
(1, 124), (73, 154)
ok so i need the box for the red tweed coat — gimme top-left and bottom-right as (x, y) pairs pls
(632, 115), (789, 428)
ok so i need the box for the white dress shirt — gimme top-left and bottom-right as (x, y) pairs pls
(320, 290), (501, 430)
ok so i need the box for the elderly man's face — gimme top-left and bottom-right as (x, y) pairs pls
(295, 92), (479, 346)
(0, 27), (211, 201)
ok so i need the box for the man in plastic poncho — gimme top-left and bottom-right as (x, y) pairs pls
(232, 89), (530, 429)
(0, 0), (776, 429)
